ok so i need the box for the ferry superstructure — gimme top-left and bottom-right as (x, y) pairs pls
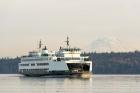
(18, 37), (92, 77)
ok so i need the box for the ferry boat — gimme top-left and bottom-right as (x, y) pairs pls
(18, 37), (92, 77)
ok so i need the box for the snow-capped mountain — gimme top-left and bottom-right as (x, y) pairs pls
(84, 37), (126, 53)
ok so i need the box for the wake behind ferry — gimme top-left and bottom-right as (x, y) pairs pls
(18, 37), (92, 77)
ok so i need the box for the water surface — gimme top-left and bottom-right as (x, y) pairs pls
(0, 74), (140, 93)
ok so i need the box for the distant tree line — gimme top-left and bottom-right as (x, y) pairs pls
(0, 51), (140, 74)
(0, 57), (20, 74)
(90, 51), (140, 74)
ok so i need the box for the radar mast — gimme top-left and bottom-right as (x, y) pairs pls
(65, 36), (70, 48)
(39, 40), (43, 49)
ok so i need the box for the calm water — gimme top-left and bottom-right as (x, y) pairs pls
(0, 74), (140, 93)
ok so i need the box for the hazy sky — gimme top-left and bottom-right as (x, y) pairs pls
(0, 0), (140, 57)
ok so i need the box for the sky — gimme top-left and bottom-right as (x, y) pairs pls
(0, 0), (140, 57)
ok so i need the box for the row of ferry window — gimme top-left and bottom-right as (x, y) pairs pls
(20, 69), (49, 71)
(20, 63), (49, 66)
(22, 57), (90, 62)
(20, 69), (49, 72)
(22, 58), (50, 61)
(57, 58), (90, 61)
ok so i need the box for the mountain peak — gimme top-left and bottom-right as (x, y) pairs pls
(85, 37), (125, 53)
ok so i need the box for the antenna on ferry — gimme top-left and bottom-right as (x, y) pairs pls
(65, 36), (70, 48)
(39, 40), (42, 49)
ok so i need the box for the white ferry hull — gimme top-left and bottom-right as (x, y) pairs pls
(19, 61), (92, 77)
(19, 71), (92, 77)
